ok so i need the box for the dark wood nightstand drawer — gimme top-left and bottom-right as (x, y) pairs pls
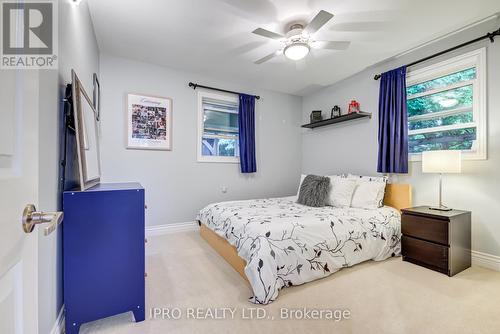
(401, 206), (471, 276)
(402, 213), (448, 246)
(402, 236), (449, 271)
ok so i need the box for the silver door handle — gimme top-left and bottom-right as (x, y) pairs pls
(22, 204), (64, 236)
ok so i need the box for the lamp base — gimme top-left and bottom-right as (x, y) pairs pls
(429, 205), (453, 212)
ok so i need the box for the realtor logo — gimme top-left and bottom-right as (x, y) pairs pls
(1, 0), (58, 69)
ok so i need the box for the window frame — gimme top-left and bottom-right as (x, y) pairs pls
(197, 90), (240, 163)
(406, 47), (487, 161)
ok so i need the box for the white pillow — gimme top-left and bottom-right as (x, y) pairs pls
(348, 174), (388, 184)
(328, 177), (357, 208)
(350, 182), (386, 209)
(348, 174), (388, 208)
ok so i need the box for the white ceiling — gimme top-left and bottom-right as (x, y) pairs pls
(87, 0), (500, 96)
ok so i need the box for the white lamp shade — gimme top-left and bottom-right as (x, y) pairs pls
(422, 150), (462, 174)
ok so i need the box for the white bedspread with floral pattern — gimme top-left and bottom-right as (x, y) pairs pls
(198, 197), (401, 304)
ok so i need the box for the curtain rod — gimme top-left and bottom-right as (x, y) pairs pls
(374, 27), (500, 80)
(188, 82), (260, 100)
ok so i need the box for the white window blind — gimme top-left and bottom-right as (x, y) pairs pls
(197, 92), (240, 163)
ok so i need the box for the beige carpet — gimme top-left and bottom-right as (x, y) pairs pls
(80, 230), (500, 334)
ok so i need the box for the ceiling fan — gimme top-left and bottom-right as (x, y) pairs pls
(252, 10), (350, 64)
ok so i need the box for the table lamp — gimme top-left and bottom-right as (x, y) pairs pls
(422, 150), (462, 211)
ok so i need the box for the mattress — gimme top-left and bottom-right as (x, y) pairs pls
(198, 196), (401, 304)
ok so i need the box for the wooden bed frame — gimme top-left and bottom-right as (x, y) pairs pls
(200, 183), (412, 282)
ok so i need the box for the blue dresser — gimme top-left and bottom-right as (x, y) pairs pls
(63, 183), (145, 334)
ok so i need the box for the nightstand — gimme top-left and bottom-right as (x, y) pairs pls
(401, 206), (471, 276)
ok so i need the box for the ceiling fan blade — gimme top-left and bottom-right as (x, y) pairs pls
(252, 28), (285, 40)
(254, 51), (279, 64)
(312, 41), (351, 50)
(304, 10), (334, 34)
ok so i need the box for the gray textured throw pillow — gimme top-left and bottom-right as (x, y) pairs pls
(297, 175), (331, 207)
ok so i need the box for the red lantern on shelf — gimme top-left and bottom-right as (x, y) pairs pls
(348, 99), (360, 114)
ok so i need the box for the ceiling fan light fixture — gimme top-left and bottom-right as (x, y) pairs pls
(284, 43), (310, 61)
(252, 10), (346, 64)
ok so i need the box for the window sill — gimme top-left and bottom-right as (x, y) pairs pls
(197, 157), (240, 164)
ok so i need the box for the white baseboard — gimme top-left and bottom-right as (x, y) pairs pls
(472, 250), (500, 271)
(49, 306), (65, 334)
(145, 221), (199, 236)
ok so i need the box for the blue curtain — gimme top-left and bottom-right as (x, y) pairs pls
(238, 94), (257, 173)
(377, 66), (408, 174)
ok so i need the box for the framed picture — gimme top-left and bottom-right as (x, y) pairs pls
(126, 93), (172, 150)
(92, 73), (101, 121)
(310, 110), (322, 123)
(72, 70), (101, 190)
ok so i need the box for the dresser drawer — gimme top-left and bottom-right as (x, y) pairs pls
(402, 213), (449, 245)
(402, 236), (449, 271)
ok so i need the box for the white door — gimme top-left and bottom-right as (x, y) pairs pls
(0, 70), (41, 333)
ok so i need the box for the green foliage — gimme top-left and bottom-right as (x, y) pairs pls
(407, 85), (473, 117)
(409, 127), (476, 153)
(407, 68), (476, 95)
(406, 68), (477, 153)
(218, 139), (237, 156)
(409, 112), (473, 130)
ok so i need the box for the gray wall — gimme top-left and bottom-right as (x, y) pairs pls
(302, 17), (500, 258)
(99, 54), (302, 226)
(37, 1), (100, 334)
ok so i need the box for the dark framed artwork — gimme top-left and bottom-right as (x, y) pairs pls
(310, 110), (322, 123)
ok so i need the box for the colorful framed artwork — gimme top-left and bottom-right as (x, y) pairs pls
(126, 93), (172, 150)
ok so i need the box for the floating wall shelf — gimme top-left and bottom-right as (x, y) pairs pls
(301, 112), (372, 129)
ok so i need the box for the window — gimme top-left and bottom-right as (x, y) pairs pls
(406, 48), (486, 160)
(197, 91), (240, 163)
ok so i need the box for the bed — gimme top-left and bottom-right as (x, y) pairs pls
(197, 183), (411, 304)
